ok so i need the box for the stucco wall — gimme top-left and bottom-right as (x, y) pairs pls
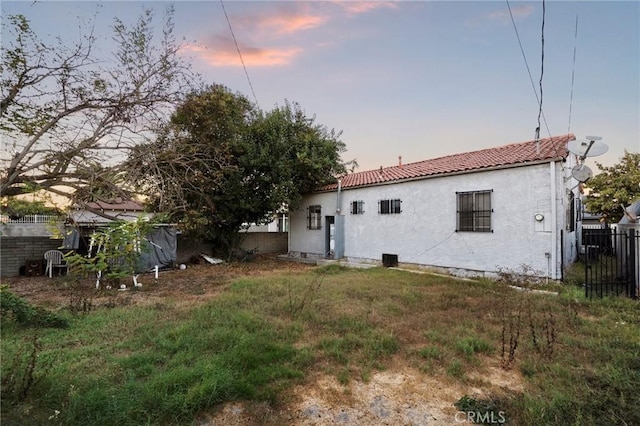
(290, 161), (577, 279)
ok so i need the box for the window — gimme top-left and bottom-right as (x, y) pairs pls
(307, 205), (321, 230)
(379, 199), (402, 214)
(456, 190), (492, 232)
(351, 200), (365, 215)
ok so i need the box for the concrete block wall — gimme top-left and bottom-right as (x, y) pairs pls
(1, 237), (65, 277)
(240, 232), (288, 254)
(1, 233), (289, 276)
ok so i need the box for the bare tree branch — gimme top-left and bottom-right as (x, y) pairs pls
(1, 7), (197, 202)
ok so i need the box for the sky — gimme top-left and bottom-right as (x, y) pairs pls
(2, 0), (639, 173)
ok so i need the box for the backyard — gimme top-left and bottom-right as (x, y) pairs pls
(1, 256), (638, 425)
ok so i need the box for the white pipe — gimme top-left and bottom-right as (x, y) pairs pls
(550, 161), (558, 279)
(336, 179), (342, 214)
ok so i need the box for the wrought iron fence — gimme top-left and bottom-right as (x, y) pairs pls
(584, 227), (639, 299)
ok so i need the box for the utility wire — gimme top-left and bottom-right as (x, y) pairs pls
(506, 0), (552, 139)
(567, 14), (579, 135)
(220, 0), (259, 107)
(536, 0), (546, 143)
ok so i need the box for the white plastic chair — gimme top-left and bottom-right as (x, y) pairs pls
(44, 250), (68, 278)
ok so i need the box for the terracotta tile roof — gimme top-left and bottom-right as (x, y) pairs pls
(319, 134), (575, 191)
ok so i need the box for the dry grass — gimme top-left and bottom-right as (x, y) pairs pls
(2, 258), (638, 425)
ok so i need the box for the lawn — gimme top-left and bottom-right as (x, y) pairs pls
(1, 257), (639, 425)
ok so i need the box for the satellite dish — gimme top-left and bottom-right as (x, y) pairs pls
(571, 164), (593, 182)
(568, 138), (608, 158)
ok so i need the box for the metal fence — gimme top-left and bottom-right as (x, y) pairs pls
(584, 227), (639, 299)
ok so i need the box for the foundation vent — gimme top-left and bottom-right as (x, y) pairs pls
(382, 253), (398, 267)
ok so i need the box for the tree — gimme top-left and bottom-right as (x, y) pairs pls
(584, 151), (640, 223)
(65, 216), (164, 289)
(0, 6), (195, 204)
(126, 84), (353, 255)
(1, 198), (62, 219)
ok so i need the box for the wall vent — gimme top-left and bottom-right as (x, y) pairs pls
(382, 253), (398, 267)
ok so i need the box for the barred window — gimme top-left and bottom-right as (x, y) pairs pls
(379, 199), (402, 214)
(307, 205), (322, 230)
(351, 200), (365, 215)
(456, 190), (492, 232)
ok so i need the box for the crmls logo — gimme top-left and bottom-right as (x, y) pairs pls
(455, 410), (507, 424)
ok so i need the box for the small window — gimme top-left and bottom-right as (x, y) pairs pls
(307, 205), (322, 230)
(351, 200), (365, 215)
(379, 199), (402, 214)
(456, 190), (492, 232)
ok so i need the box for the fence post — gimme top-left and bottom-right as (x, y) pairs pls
(629, 228), (637, 299)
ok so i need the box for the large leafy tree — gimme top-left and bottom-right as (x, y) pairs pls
(0, 6), (195, 204)
(127, 84), (353, 254)
(584, 151), (640, 223)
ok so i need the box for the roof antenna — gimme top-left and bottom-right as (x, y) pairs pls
(535, 126), (541, 155)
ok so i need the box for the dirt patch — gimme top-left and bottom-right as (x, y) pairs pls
(203, 360), (521, 425)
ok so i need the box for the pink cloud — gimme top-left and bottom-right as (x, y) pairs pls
(183, 42), (302, 67)
(487, 5), (533, 22)
(182, 1), (400, 69)
(335, 1), (399, 15)
(257, 12), (328, 34)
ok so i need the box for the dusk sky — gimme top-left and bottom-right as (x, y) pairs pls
(2, 0), (639, 173)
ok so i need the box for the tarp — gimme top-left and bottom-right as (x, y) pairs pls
(137, 227), (177, 272)
(61, 227), (80, 249)
(619, 200), (640, 224)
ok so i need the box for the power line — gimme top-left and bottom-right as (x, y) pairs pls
(220, 0), (259, 107)
(536, 0), (546, 143)
(567, 14), (579, 135)
(506, 0), (552, 139)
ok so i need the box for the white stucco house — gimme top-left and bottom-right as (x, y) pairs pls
(287, 134), (582, 280)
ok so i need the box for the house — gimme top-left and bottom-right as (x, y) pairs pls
(287, 134), (581, 280)
(68, 199), (153, 226)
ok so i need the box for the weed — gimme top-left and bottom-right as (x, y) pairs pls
(498, 294), (523, 369)
(456, 336), (492, 358)
(447, 359), (465, 378)
(286, 273), (322, 319)
(1, 331), (54, 401)
(419, 345), (441, 360)
(438, 291), (460, 310)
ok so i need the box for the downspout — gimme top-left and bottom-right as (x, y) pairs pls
(550, 161), (558, 279)
(335, 179), (345, 259)
(336, 179), (342, 214)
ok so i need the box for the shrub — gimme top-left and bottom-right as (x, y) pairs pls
(0, 286), (68, 328)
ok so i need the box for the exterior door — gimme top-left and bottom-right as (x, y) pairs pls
(325, 216), (335, 257)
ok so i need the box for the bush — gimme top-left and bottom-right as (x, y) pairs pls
(0, 286), (68, 328)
